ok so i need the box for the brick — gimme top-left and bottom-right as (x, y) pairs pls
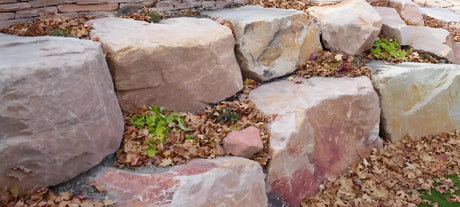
(29, 0), (76, 8)
(0, 0), (17, 4)
(201, 1), (215, 8)
(15, 8), (37, 18)
(76, 0), (116, 4)
(0, 18), (32, 28)
(215, 0), (233, 8)
(0, 2), (30, 12)
(58, 12), (78, 18)
(78, 10), (116, 18)
(0, 12), (14, 20)
(36, 6), (58, 15)
(57, 3), (117, 12)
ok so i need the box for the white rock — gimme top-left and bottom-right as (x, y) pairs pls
(307, 0), (382, 55)
(387, 0), (424, 26)
(374, 6), (406, 42)
(204, 6), (322, 81)
(368, 61), (460, 142)
(419, 7), (460, 22)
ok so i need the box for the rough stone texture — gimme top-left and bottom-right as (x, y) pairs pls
(57, 3), (117, 12)
(249, 77), (382, 206)
(367, 61), (460, 142)
(223, 126), (263, 158)
(0, 2), (30, 12)
(374, 7), (406, 42)
(0, 17), (32, 28)
(419, 7), (460, 22)
(400, 26), (456, 63)
(89, 17), (243, 112)
(92, 157), (268, 207)
(0, 12), (15, 20)
(204, 5), (322, 81)
(0, 34), (124, 191)
(387, 0), (424, 26)
(413, 0), (453, 7)
(308, 0), (382, 55)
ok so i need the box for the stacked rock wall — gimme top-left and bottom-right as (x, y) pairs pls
(0, 0), (247, 28)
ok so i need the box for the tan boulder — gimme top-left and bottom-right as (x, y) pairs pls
(0, 34), (124, 191)
(249, 76), (382, 206)
(204, 6), (322, 81)
(388, 0), (424, 26)
(374, 6), (406, 42)
(368, 61), (460, 142)
(307, 0), (382, 55)
(88, 17), (243, 112)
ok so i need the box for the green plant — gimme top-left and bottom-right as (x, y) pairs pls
(141, 7), (162, 23)
(418, 174), (460, 207)
(49, 28), (69, 37)
(131, 105), (186, 157)
(370, 38), (408, 61)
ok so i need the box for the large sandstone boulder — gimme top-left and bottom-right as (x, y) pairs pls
(88, 17), (243, 112)
(249, 77), (382, 206)
(89, 157), (267, 206)
(387, 0), (424, 26)
(419, 7), (460, 22)
(368, 61), (460, 142)
(204, 6), (322, 81)
(0, 34), (124, 191)
(307, 0), (382, 55)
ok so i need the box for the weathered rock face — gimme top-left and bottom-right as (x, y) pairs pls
(88, 17), (243, 112)
(366, 0), (388, 6)
(419, 7), (460, 22)
(374, 6), (407, 42)
(0, 34), (124, 190)
(91, 157), (267, 207)
(307, 0), (382, 55)
(368, 61), (460, 142)
(223, 126), (263, 158)
(388, 0), (424, 26)
(249, 77), (382, 206)
(204, 6), (322, 82)
(400, 26), (456, 63)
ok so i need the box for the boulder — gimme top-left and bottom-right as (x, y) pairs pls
(249, 76), (382, 206)
(413, 0), (453, 8)
(387, 0), (424, 26)
(419, 7), (460, 22)
(204, 6), (322, 81)
(400, 26), (456, 63)
(90, 157), (267, 206)
(88, 17), (243, 112)
(374, 6), (407, 42)
(307, 0), (382, 55)
(0, 34), (124, 191)
(367, 61), (460, 142)
(223, 126), (263, 158)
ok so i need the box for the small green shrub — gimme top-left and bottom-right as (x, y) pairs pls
(131, 105), (186, 157)
(418, 174), (460, 207)
(370, 38), (408, 61)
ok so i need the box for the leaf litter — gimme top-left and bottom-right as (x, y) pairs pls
(302, 131), (460, 207)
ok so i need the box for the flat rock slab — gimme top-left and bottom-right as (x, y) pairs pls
(374, 6), (407, 42)
(413, 0), (454, 7)
(88, 17), (243, 112)
(307, 0), (382, 55)
(249, 76), (382, 206)
(400, 26), (456, 63)
(368, 61), (460, 142)
(204, 5), (322, 82)
(0, 34), (124, 190)
(419, 7), (460, 22)
(61, 156), (267, 207)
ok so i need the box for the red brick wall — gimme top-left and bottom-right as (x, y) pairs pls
(0, 0), (248, 28)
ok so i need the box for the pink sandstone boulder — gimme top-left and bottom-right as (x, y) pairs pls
(88, 17), (243, 112)
(249, 76), (382, 206)
(374, 7), (407, 42)
(92, 157), (267, 207)
(307, 0), (382, 55)
(223, 126), (263, 158)
(387, 0), (424, 26)
(0, 34), (124, 191)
